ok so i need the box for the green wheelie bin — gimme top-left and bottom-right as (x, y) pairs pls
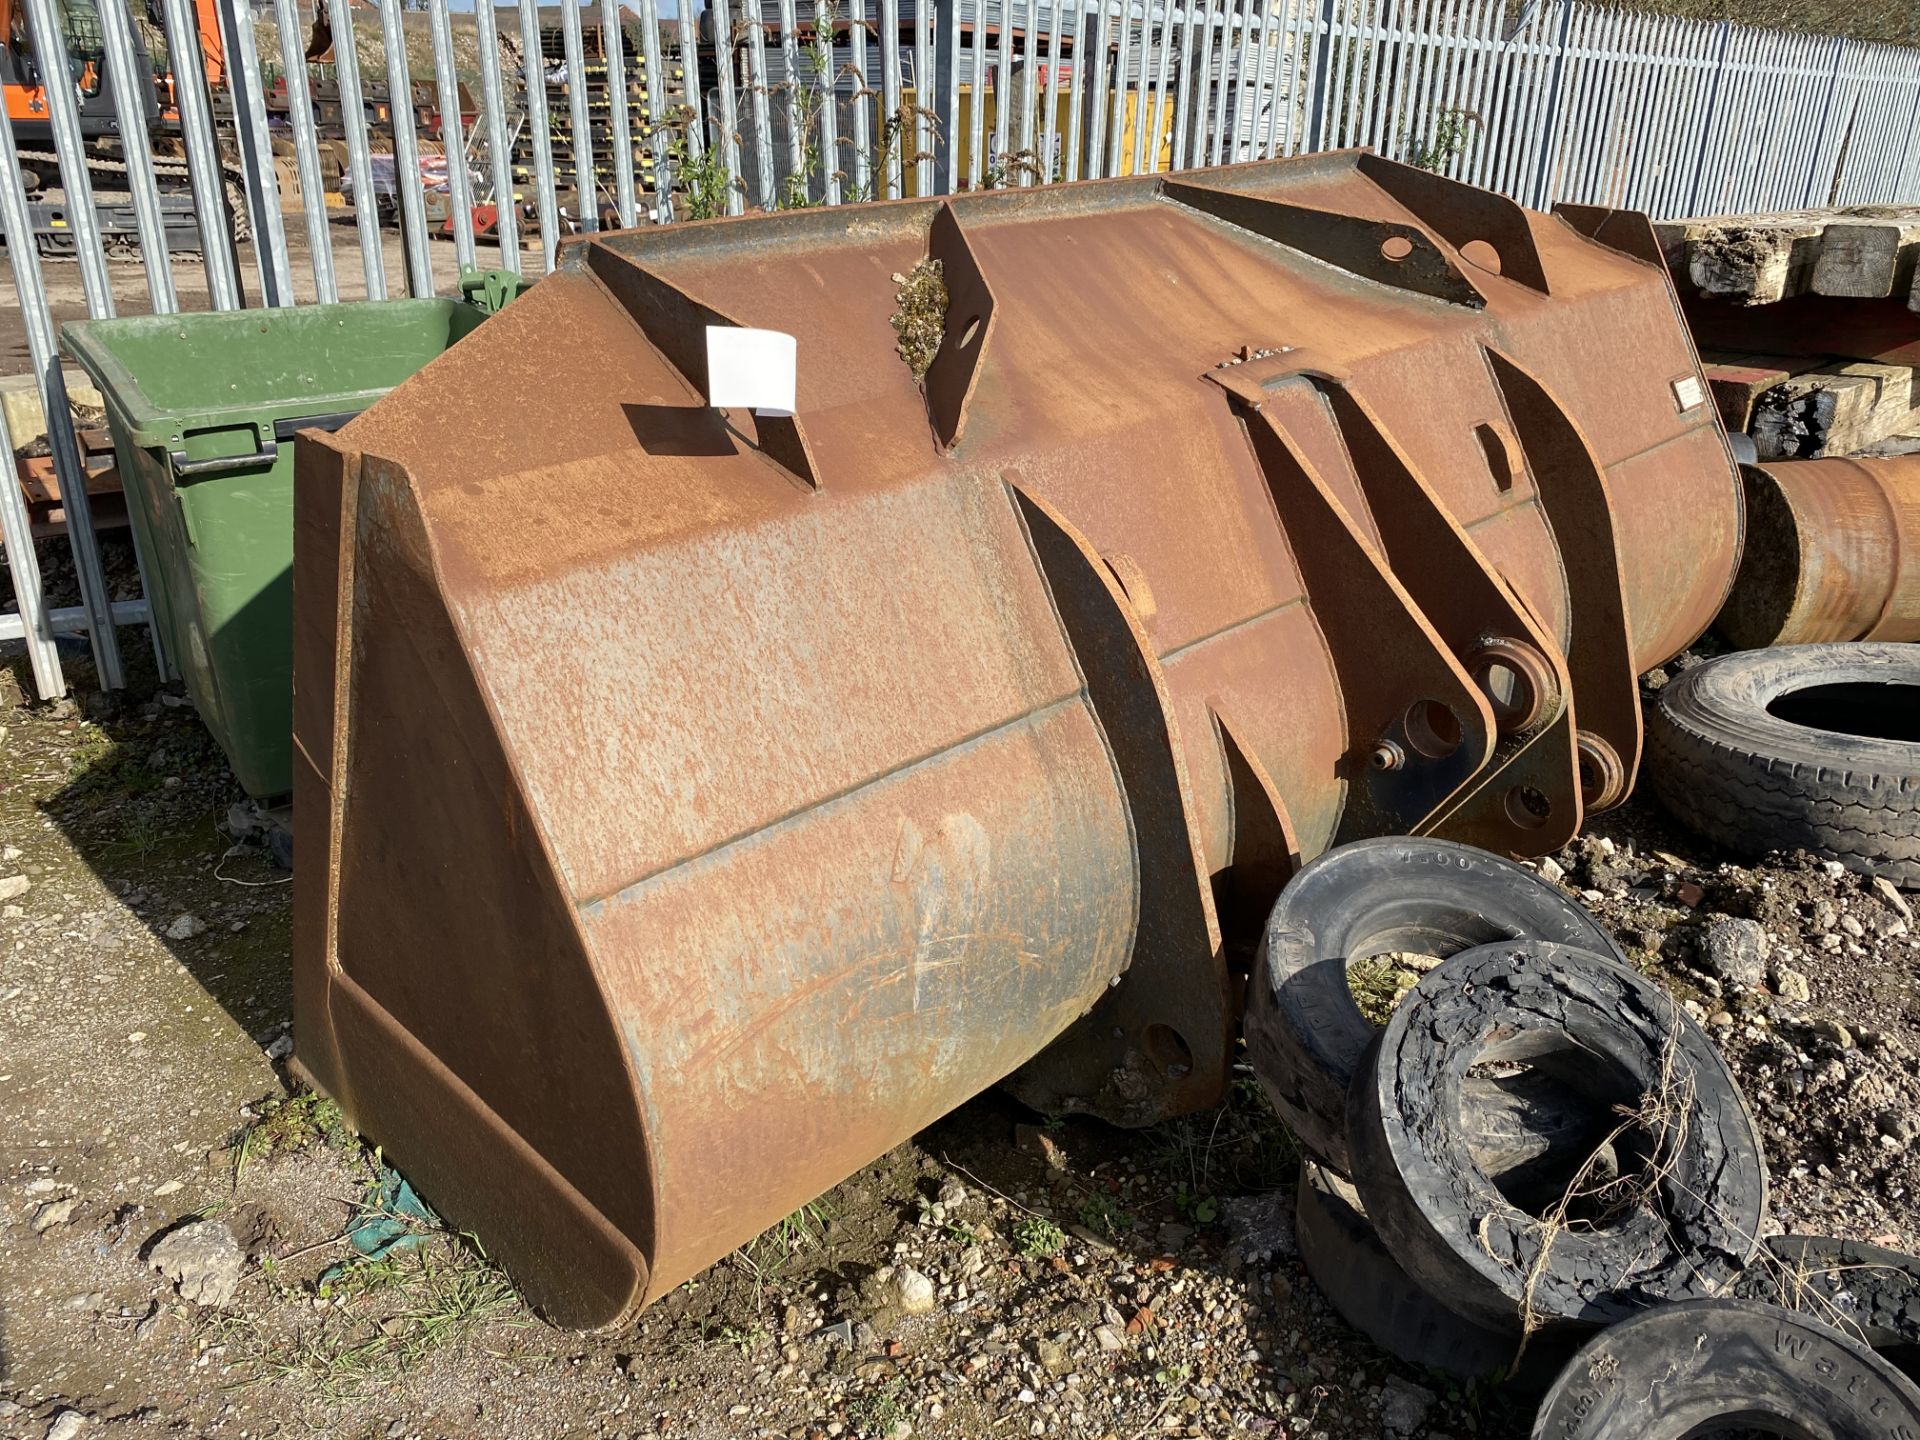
(64, 298), (490, 799)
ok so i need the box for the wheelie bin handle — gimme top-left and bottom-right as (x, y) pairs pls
(169, 410), (363, 479)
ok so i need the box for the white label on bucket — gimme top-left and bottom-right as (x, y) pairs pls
(1672, 374), (1706, 412)
(705, 326), (797, 417)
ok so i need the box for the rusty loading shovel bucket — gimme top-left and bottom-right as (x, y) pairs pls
(293, 153), (1743, 1325)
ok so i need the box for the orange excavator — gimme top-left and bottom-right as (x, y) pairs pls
(0, 0), (241, 255)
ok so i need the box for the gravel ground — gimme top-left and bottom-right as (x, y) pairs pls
(1, 648), (1916, 1440)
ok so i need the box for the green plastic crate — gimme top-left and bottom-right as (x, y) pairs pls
(64, 298), (488, 799)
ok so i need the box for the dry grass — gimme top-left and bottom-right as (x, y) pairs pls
(207, 1240), (523, 1403)
(1347, 956), (1425, 1027)
(1509, 1017), (1698, 1352)
(890, 258), (948, 385)
(1499, 990), (1911, 1362)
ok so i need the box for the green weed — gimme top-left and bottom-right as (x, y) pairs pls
(847, 1377), (908, 1437)
(1409, 107), (1479, 171)
(1172, 1183), (1219, 1225)
(232, 1092), (351, 1182)
(1012, 1216), (1067, 1258)
(102, 813), (182, 863)
(1078, 1188), (1134, 1241)
(666, 122), (733, 220)
(714, 1321), (767, 1355)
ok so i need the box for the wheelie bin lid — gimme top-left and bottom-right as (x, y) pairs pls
(62, 298), (488, 454)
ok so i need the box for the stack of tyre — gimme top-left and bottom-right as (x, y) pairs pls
(1244, 837), (1920, 1436)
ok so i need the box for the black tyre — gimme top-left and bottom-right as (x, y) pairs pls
(1296, 1161), (1571, 1387)
(1738, 1234), (1920, 1364)
(1244, 837), (1626, 1173)
(1649, 642), (1920, 886)
(1532, 1298), (1920, 1438)
(1347, 940), (1768, 1333)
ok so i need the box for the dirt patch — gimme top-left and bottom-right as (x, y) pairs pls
(1538, 813), (1920, 1249)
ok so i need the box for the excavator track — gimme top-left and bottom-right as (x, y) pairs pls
(15, 146), (251, 253)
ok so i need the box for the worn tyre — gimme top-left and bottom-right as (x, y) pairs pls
(1296, 1162), (1571, 1388)
(1737, 1234), (1920, 1363)
(1649, 642), (1920, 886)
(1532, 1298), (1920, 1438)
(1348, 940), (1768, 1333)
(1244, 837), (1625, 1172)
(1459, 1069), (1619, 1205)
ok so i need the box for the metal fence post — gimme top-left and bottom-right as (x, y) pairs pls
(430, 0), (480, 268)
(778, 0), (807, 195)
(1171, 0), (1198, 166)
(1107, 0), (1132, 175)
(1089, 0), (1116, 176)
(97, 0), (181, 706)
(743, 0), (777, 206)
(879, 0), (904, 195)
(0, 106), (123, 689)
(471, 1), (521, 265)
(517, 0), (564, 263)
(1044, 0), (1075, 180)
(603, 0), (642, 227)
(849, 0), (873, 199)
(1206, 0), (1233, 164)
(678, 6), (706, 170)
(1684, 19), (1731, 216)
(970, 0), (992, 183)
(326, 0), (388, 298)
(380, 0), (436, 293)
(560, 0), (598, 228)
(1306, 0), (1337, 151)
(272, 0), (339, 301)
(1525, 0), (1574, 207)
(1024, 0), (1043, 180)
(930, 0), (954, 193)
(21, 0), (115, 317)
(157, 0), (242, 308)
(220, 0), (295, 307)
(1801, 34), (1846, 208)
(1000, 0), (1019, 181)
(1147, 0), (1177, 169)
(816, 0), (841, 204)
(0, 398), (63, 699)
(95, 0), (177, 312)
(712, 0), (748, 213)
(914, 0), (935, 193)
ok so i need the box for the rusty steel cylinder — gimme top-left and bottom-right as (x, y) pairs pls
(1718, 454), (1920, 649)
(293, 155), (1743, 1326)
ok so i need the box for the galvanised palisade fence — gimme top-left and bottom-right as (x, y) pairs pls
(1, 0), (1918, 704)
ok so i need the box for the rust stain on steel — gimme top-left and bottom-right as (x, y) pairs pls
(293, 153), (1742, 1327)
(1720, 454), (1920, 648)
